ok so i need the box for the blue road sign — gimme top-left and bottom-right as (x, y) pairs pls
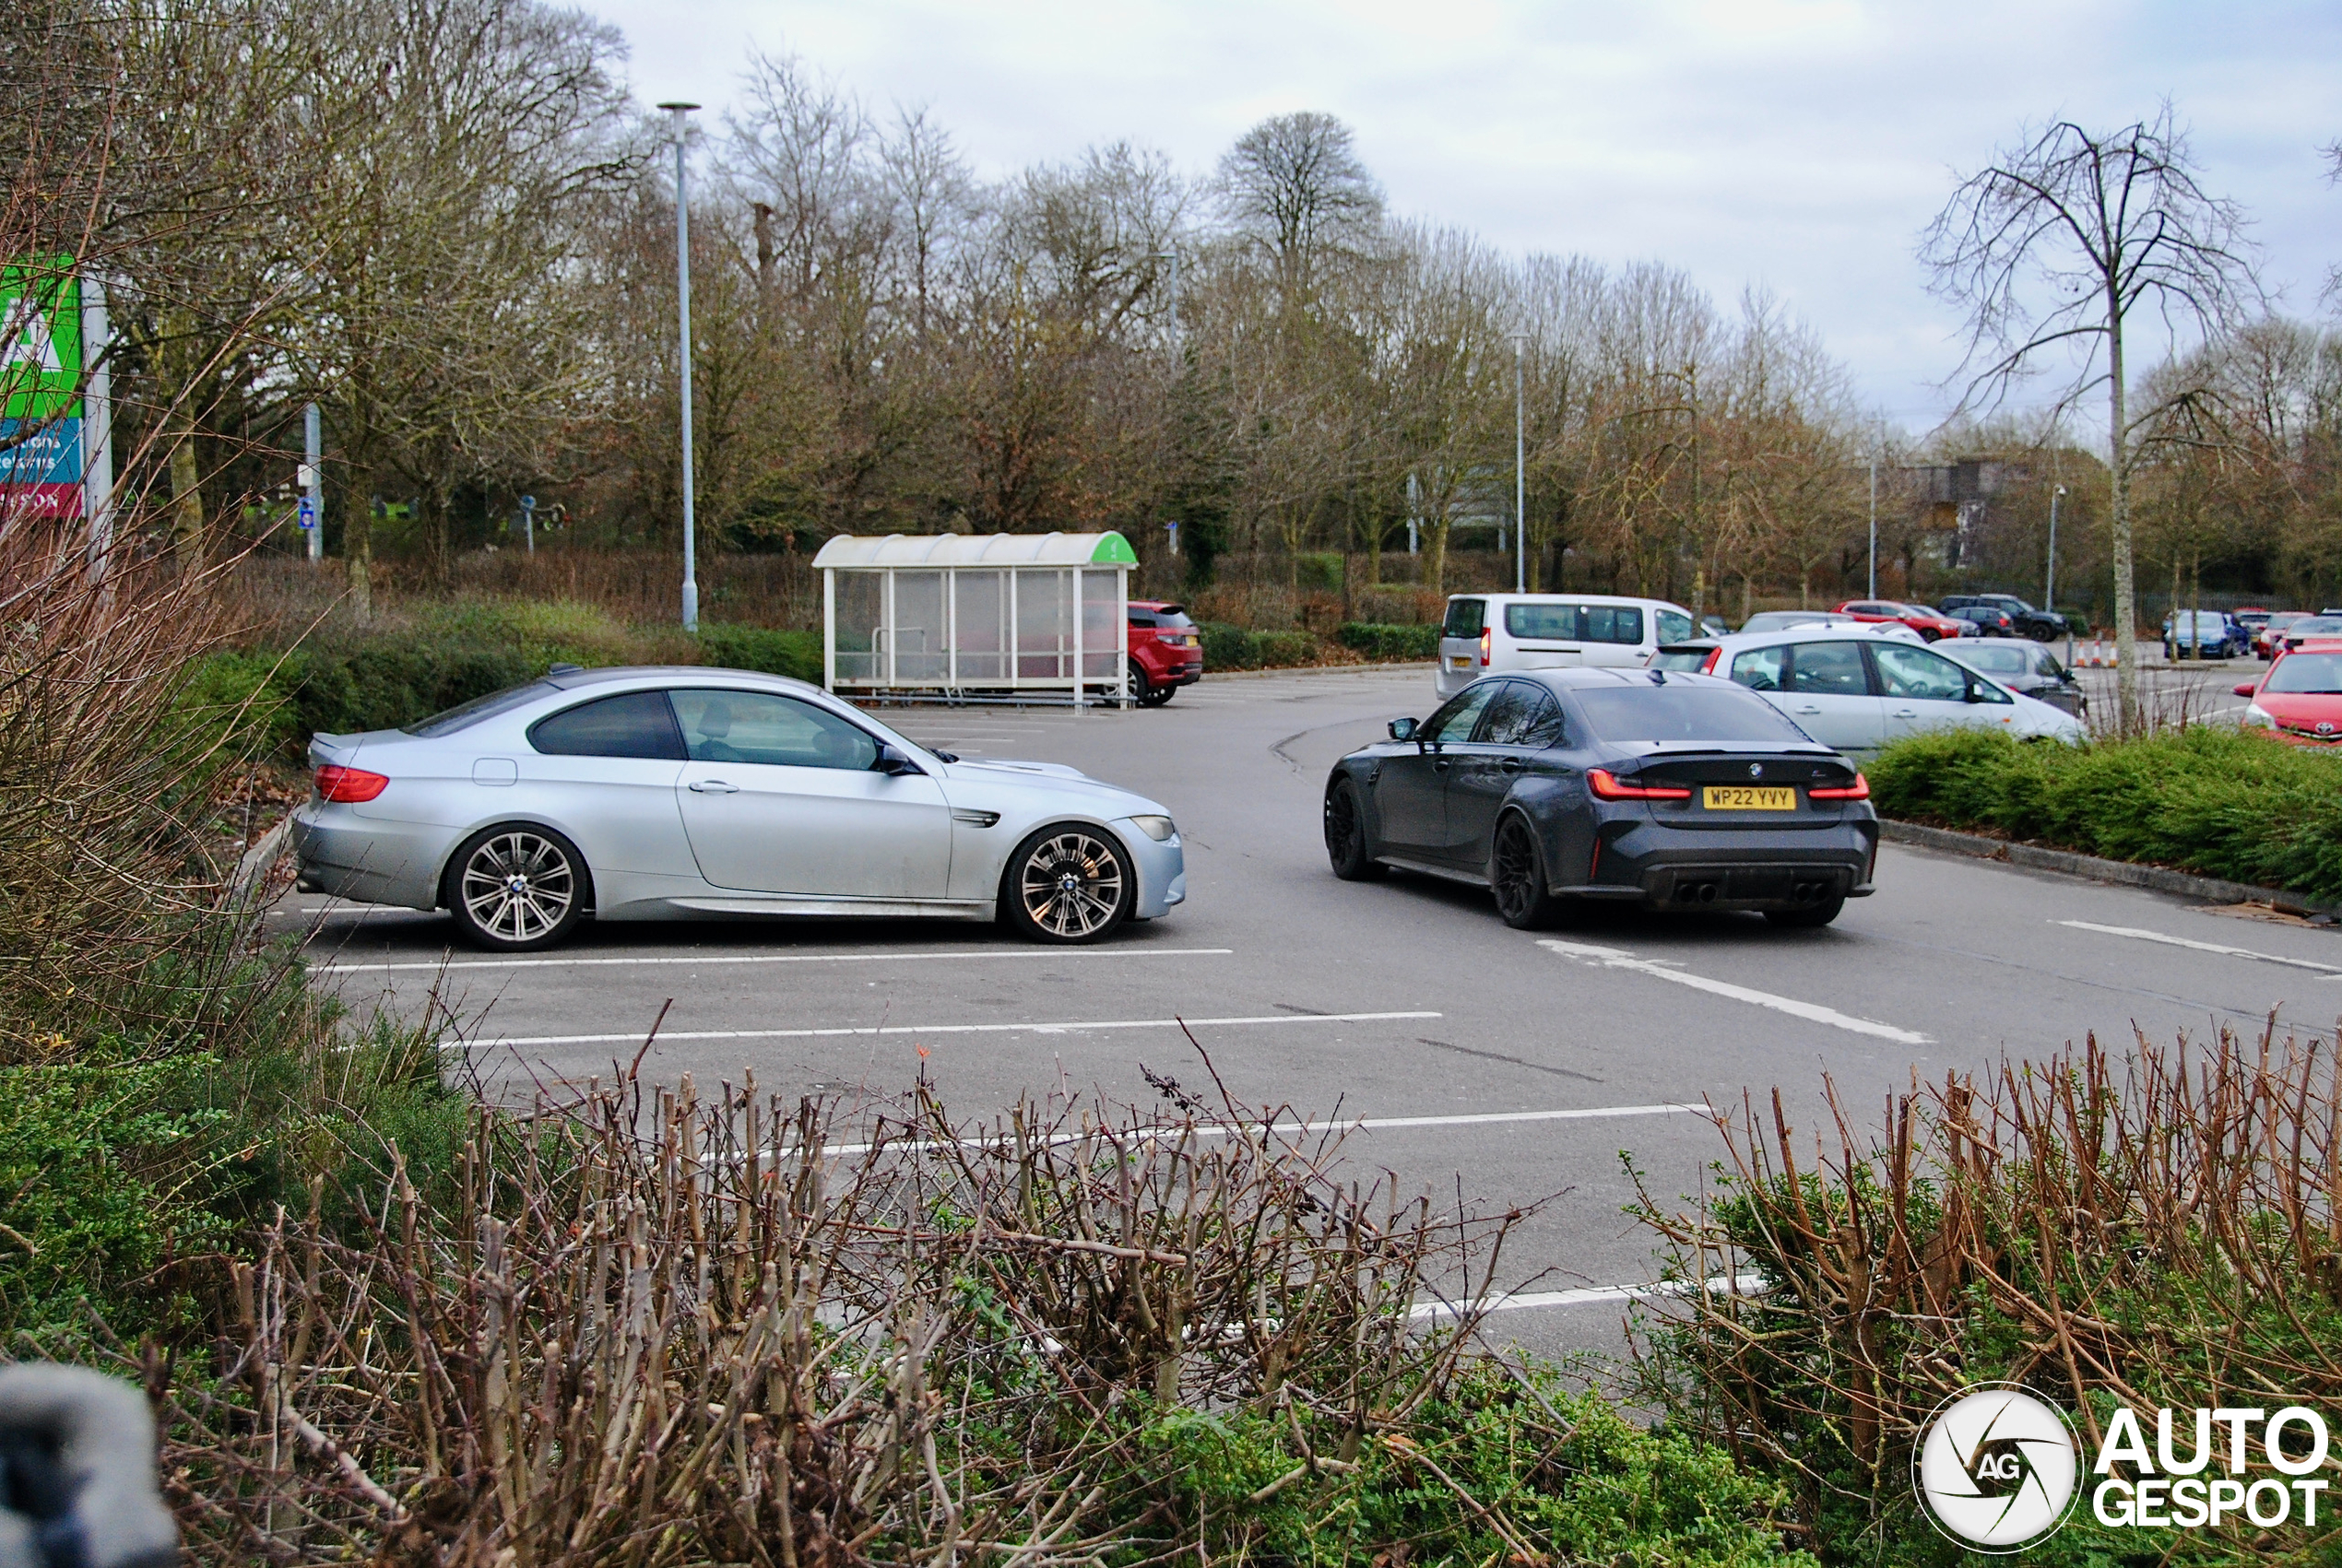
(297, 496), (316, 529)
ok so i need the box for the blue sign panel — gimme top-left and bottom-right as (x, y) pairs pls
(0, 415), (82, 516)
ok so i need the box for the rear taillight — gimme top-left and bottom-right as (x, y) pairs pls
(1587, 768), (1692, 801)
(1700, 647), (1722, 674)
(1478, 628), (1491, 666)
(1809, 772), (1870, 801)
(315, 764), (389, 803)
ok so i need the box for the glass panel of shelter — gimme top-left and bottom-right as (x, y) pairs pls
(833, 572), (882, 683)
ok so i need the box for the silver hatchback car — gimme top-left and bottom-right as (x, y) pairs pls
(292, 666), (1186, 949)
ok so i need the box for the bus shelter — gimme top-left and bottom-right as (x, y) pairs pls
(814, 531), (1138, 704)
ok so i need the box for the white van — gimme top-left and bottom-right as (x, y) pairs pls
(1434, 593), (1697, 698)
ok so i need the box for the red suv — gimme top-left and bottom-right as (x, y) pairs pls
(1129, 600), (1203, 705)
(1835, 599), (1966, 642)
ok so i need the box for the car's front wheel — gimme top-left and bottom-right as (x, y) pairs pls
(446, 824), (588, 950)
(1323, 778), (1385, 881)
(1489, 813), (1558, 930)
(1000, 824), (1134, 943)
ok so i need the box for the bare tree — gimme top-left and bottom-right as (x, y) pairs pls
(1215, 112), (1381, 299)
(1920, 107), (2260, 724)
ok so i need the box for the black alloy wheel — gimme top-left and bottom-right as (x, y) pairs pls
(1136, 669), (1176, 707)
(1323, 779), (1385, 881)
(446, 823), (589, 951)
(1488, 813), (1558, 930)
(1000, 824), (1133, 943)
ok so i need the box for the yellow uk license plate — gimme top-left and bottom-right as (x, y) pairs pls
(1702, 785), (1796, 811)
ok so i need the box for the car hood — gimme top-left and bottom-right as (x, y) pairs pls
(2256, 694), (2342, 729)
(939, 758), (1167, 818)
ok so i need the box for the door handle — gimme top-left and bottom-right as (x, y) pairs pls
(688, 779), (739, 794)
(1497, 757), (1524, 774)
(1792, 704), (1822, 715)
(1890, 708), (1917, 719)
(1432, 758), (1451, 772)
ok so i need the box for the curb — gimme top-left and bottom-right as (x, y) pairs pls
(228, 818), (292, 908)
(1204, 661), (1435, 682)
(1879, 819), (2342, 917)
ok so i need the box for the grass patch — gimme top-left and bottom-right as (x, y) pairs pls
(1339, 621), (1441, 660)
(1868, 725), (2342, 901)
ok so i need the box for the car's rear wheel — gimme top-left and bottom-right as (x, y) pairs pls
(1765, 892), (1846, 929)
(1323, 778), (1385, 881)
(446, 824), (588, 951)
(1000, 824), (1133, 943)
(1489, 813), (1558, 930)
(1136, 669), (1176, 707)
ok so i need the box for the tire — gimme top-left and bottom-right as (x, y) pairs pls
(1765, 893), (1846, 929)
(445, 823), (589, 951)
(2028, 624), (2056, 643)
(1488, 813), (1559, 930)
(999, 823), (1134, 943)
(1323, 778), (1385, 881)
(1136, 671), (1175, 707)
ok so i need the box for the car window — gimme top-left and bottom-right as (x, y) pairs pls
(1873, 643), (1971, 701)
(1583, 605), (1643, 644)
(1649, 646), (1715, 672)
(1788, 641), (1869, 696)
(1506, 603), (1579, 640)
(1154, 606), (1194, 628)
(1442, 598), (1486, 638)
(1571, 684), (1810, 744)
(669, 690), (881, 770)
(1127, 611), (1157, 628)
(1957, 644), (2029, 676)
(1655, 609), (1694, 643)
(2266, 654), (2342, 694)
(1477, 683), (1565, 747)
(403, 679), (557, 737)
(1729, 645), (1788, 691)
(528, 690), (688, 760)
(2037, 649), (2067, 677)
(1422, 683), (1499, 744)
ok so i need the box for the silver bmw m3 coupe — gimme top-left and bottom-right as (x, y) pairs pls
(291, 666), (1186, 950)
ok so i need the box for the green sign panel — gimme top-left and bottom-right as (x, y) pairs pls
(1, 258), (82, 421)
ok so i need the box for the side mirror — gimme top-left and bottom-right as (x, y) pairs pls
(1964, 682), (1991, 704)
(2233, 682), (2256, 698)
(1388, 717), (1420, 742)
(872, 742), (924, 776)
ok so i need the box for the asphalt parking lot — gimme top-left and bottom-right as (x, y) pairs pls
(278, 664), (2342, 1358)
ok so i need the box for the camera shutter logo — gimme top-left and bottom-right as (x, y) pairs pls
(1913, 1384), (2080, 1552)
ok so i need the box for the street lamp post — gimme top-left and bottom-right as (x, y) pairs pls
(1866, 438), (1879, 600)
(1511, 334), (1526, 594)
(657, 101), (701, 631)
(2046, 484), (2066, 608)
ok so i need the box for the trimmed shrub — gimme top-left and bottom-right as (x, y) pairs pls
(695, 623), (822, 682)
(1200, 619), (1263, 669)
(1338, 621), (1440, 660)
(1869, 725), (2342, 900)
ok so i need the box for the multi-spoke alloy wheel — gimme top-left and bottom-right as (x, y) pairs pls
(1489, 814), (1555, 930)
(449, 826), (586, 950)
(1002, 826), (1131, 944)
(1323, 779), (1384, 881)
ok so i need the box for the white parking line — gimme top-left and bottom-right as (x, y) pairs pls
(1538, 938), (1931, 1043)
(2057, 920), (2342, 976)
(803, 1102), (1703, 1158)
(321, 947), (1235, 975)
(460, 1008), (1441, 1050)
(1412, 1272), (1767, 1320)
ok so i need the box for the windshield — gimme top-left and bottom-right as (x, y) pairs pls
(1572, 683), (1811, 744)
(1954, 645), (2030, 675)
(1742, 612), (1844, 632)
(1647, 647), (1716, 672)
(2291, 618), (2342, 636)
(403, 679), (556, 737)
(2266, 654), (2342, 694)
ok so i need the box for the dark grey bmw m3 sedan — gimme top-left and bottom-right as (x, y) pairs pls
(1321, 667), (1879, 929)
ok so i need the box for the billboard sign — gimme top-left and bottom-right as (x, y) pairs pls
(1, 259), (85, 517)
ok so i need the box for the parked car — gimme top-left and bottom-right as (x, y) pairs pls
(1940, 639), (2087, 716)
(1939, 594), (2069, 642)
(1435, 594), (1697, 699)
(1127, 599), (1203, 705)
(1644, 626), (2086, 755)
(293, 666), (1186, 950)
(1941, 603), (2018, 638)
(1735, 611), (1922, 641)
(2162, 610), (2250, 660)
(2270, 615), (2342, 658)
(1836, 600), (1968, 641)
(2254, 611), (2309, 659)
(2234, 648), (2342, 745)
(1322, 667), (1877, 928)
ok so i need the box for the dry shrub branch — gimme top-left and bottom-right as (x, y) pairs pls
(143, 1067), (1529, 1566)
(1633, 1024), (2342, 1557)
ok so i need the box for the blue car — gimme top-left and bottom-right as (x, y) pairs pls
(2162, 610), (2248, 660)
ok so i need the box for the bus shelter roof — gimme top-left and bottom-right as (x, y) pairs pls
(811, 530), (1137, 570)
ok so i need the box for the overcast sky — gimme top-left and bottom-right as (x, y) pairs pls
(597, 0), (2337, 434)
